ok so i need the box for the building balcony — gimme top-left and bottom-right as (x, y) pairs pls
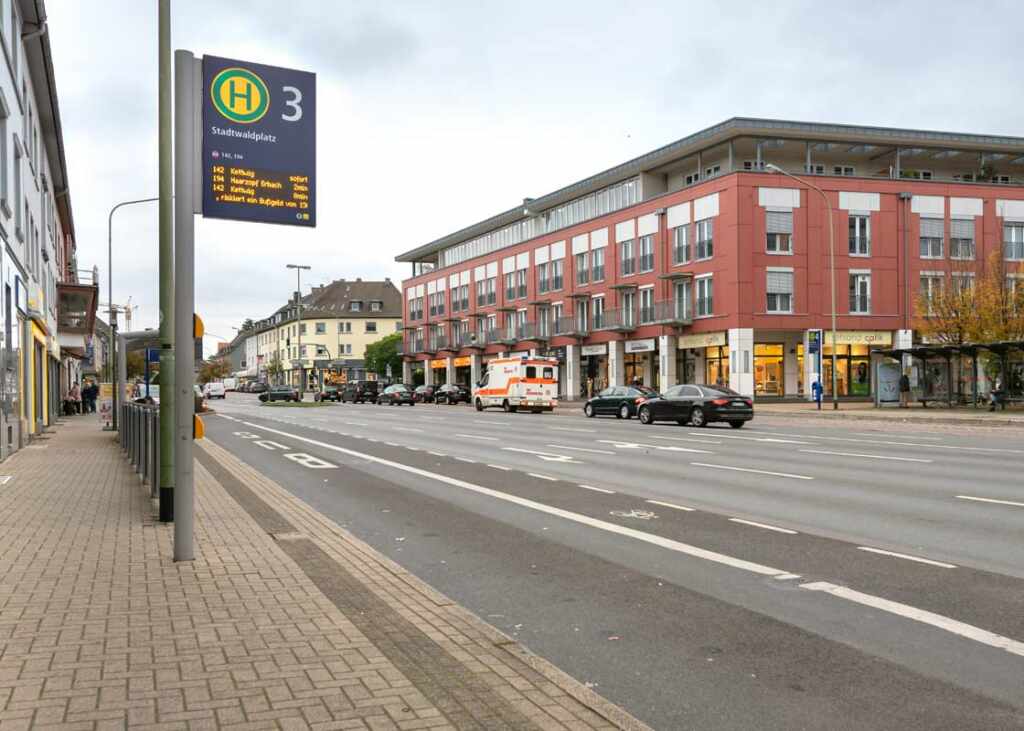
(554, 316), (589, 338)
(516, 322), (549, 342)
(429, 336), (451, 352)
(413, 340), (433, 355)
(456, 331), (486, 349)
(594, 308), (637, 333)
(651, 300), (693, 326)
(491, 326), (519, 346)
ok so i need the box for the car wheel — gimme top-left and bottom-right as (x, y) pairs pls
(584, 403), (595, 418)
(475, 399), (484, 411)
(618, 403), (631, 420)
(729, 421), (745, 429)
(502, 400), (511, 413)
(638, 406), (653, 425)
(690, 407), (707, 427)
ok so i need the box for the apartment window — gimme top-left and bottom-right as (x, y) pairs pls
(591, 247), (605, 281)
(350, 300), (362, 312)
(365, 321), (377, 333)
(621, 291), (636, 327)
(516, 268), (527, 299)
(551, 259), (564, 290)
(991, 175), (1011, 185)
(459, 284), (469, 311)
(954, 173), (975, 182)
(552, 303), (563, 334)
(0, 94), (7, 216)
(345, 344), (353, 355)
(920, 218), (944, 258)
(849, 272), (871, 313)
(537, 262), (549, 294)
(639, 235), (655, 272)
(696, 218), (713, 259)
(805, 163), (825, 175)
(902, 170), (933, 180)
(766, 211), (793, 254)
(834, 165), (855, 177)
(696, 276), (713, 317)
(685, 172), (700, 186)
(1004, 223), (1024, 261)
(673, 279), (691, 320)
(13, 137), (20, 239)
(639, 288), (654, 324)
(476, 279), (487, 305)
(575, 301), (588, 332)
(339, 321), (351, 334)
(370, 300), (382, 311)
(766, 270), (794, 313)
(705, 165), (721, 178)
(919, 275), (942, 315)
(950, 219), (975, 260)
(743, 160), (765, 171)
(591, 296), (604, 329)
(576, 251), (589, 285)
(504, 272), (515, 301)
(619, 239), (635, 276)
(672, 224), (690, 265)
(299, 323), (307, 335)
(487, 277), (496, 304)
(848, 214), (870, 256)
(952, 273), (974, 294)
(315, 322), (325, 334)
(538, 306), (551, 337)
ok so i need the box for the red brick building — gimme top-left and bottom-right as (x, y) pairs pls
(396, 119), (1024, 400)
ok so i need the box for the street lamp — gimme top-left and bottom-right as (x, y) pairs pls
(764, 164), (839, 410)
(286, 264), (311, 394)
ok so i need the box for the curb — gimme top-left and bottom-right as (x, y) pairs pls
(755, 410), (1024, 428)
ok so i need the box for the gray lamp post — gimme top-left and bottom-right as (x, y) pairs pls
(286, 264), (311, 395)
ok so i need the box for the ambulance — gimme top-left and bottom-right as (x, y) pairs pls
(473, 356), (559, 413)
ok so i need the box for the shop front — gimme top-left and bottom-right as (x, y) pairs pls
(677, 331), (726, 388)
(624, 338), (657, 388)
(821, 331), (892, 397)
(430, 358), (448, 385)
(453, 355), (472, 387)
(580, 343), (607, 398)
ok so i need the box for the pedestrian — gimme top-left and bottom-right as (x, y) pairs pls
(68, 381), (81, 415)
(811, 379), (823, 410)
(989, 377), (1004, 412)
(899, 371), (910, 408)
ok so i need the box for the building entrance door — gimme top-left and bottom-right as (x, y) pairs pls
(754, 343), (784, 396)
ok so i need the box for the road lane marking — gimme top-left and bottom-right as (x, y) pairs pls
(488, 464), (511, 471)
(406, 446), (420, 451)
(455, 457), (477, 463)
(955, 495), (1024, 508)
(799, 582), (1024, 658)
(545, 444), (615, 455)
(648, 435), (722, 445)
(646, 499), (694, 512)
(762, 432), (1023, 454)
(456, 433), (500, 441)
(597, 439), (712, 454)
(578, 484), (615, 494)
(476, 420), (506, 426)
(385, 442), (400, 447)
(774, 574), (802, 581)
(529, 473), (557, 481)
(856, 546), (956, 568)
(690, 432), (811, 444)
(547, 426), (596, 433)
(729, 518), (798, 534)
(393, 426), (422, 433)
(428, 451), (446, 457)
(799, 449), (933, 463)
(503, 447), (581, 463)
(853, 432), (943, 440)
(690, 462), (814, 480)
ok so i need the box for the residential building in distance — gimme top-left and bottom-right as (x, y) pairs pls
(242, 277), (402, 387)
(396, 117), (1024, 400)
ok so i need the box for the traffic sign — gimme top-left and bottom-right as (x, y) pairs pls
(201, 55), (316, 227)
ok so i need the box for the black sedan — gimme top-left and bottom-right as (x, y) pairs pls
(435, 383), (471, 405)
(583, 385), (659, 419)
(259, 386), (300, 403)
(413, 385), (437, 403)
(315, 385), (342, 402)
(377, 384), (416, 406)
(637, 384), (753, 427)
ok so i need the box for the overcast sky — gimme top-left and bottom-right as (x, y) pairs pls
(47, 0), (1024, 356)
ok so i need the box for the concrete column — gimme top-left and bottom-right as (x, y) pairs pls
(658, 335), (677, 393)
(470, 354), (481, 386)
(566, 344), (579, 400)
(445, 357), (455, 386)
(608, 340), (625, 387)
(783, 332), (800, 396)
(642, 352), (654, 388)
(728, 327), (754, 398)
(424, 361), (434, 387)
(401, 360), (412, 384)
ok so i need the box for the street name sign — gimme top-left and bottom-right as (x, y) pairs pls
(201, 55), (316, 227)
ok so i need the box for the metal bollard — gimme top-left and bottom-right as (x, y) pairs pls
(150, 408), (160, 497)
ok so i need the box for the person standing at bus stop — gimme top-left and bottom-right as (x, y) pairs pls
(899, 371), (911, 408)
(811, 379), (823, 411)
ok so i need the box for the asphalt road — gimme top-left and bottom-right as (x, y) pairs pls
(204, 394), (1024, 730)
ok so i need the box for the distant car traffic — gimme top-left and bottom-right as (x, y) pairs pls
(340, 380), (379, 403)
(434, 383), (470, 405)
(249, 382), (268, 394)
(413, 385), (437, 403)
(259, 386), (300, 403)
(315, 385), (342, 402)
(203, 382), (226, 399)
(377, 384), (415, 406)
(583, 385), (659, 419)
(636, 384), (753, 428)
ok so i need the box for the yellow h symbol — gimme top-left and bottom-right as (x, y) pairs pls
(228, 78), (253, 112)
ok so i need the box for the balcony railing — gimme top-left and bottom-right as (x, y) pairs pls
(491, 326), (519, 345)
(458, 330), (486, 348)
(429, 335), (451, 352)
(412, 339), (428, 354)
(516, 322), (548, 342)
(554, 316), (589, 338)
(849, 295), (871, 314)
(651, 299), (693, 326)
(594, 308), (637, 333)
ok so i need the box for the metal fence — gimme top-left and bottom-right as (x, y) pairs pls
(120, 401), (160, 498)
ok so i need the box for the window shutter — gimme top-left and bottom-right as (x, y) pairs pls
(766, 271), (793, 294)
(950, 219), (974, 239)
(766, 210), (793, 234)
(920, 218), (944, 238)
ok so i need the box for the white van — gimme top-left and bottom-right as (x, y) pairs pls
(204, 382), (226, 399)
(222, 377), (237, 392)
(473, 357), (558, 413)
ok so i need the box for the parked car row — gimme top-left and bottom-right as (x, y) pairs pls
(584, 384), (754, 428)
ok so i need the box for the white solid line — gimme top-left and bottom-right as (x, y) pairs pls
(428, 451), (446, 457)
(597, 440), (712, 454)
(690, 432), (811, 444)
(955, 495), (1024, 508)
(856, 546), (957, 568)
(646, 499), (694, 512)
(853, 432), (943, 440)
(690, 462), (814, 480)
(529, 472), (557, 481)
(648, 435), (722, 445)
(385, 442), (401, 447)
(578, 484), (615, 494)
(455, 457), (477, 463)
(476, 420), (506, 426)
(547, 426), (597, 433)
(456, 433), (499, 441)
(393, 426), (422, 433)
(545, 444), (615, 454)
(488, 464), (511, 471)
(800, 449), (932, 463)
(800, 582), (1024, 658)
(729, 518), (798, 534)
(234, 419), (801, 578)
(344, 421), (368, 426)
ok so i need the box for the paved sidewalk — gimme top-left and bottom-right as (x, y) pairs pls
(0, 419), (644, 730)
(750, 400), (1024, 426)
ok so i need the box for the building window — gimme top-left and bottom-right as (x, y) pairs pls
(576, 251), (589, 285)
(834, 165), (855, 177)
(1004, 223), (1024, 261)
(537, 262), (549, 294)
(365, 321), (377, 333)
(619, 239), (635, 276)
(673, 224), (690, 265)
(551, 259), (564, 290)
(575, 301), (588, 332)
(350, 300), (363, 312)
(920, 218), (944, 258)
(370, 300), (382, 311)
(591, 248), (605, 282)
(805, 163), (824, 175)
(696, 276), (713, 317)
(621, 291), (636, 327)
(639, 288), (654, 323)
(459, 284), (469, 311)
(952, 273), (974, 294)
(0, 94), (7, 216)
(299, 323), (307, 335)
(591, 296), (604, 329)
(552, 303), (563, 334)
(950, 219), (975, 260)
(766, 270), (794, 313)
(696, 218), (713, 259)
(538, 306), (550, 337)
(766, 211), (793, 254)
(639, 235), (655, 272)
(516, 268), (527, 299)
(849, 272), (871, 313)
(849, 214), (870, 256)
(13, 137), (21, 239)
(673, 280), (691, 320)
(504, 272), (515, 301)
(315, 322), (325, 334)
(919, 275), (942, 315)
(338, 321), (352, 333)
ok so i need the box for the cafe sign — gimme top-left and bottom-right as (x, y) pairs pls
(677, 331), (727, 349)
(824, 330), (892, 346)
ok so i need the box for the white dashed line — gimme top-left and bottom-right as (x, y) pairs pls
(578, 484), (615, 494)
(800, 449), (932, 463)
(547, 426), (596, 433)
(774, 573), (802, 581)
(428, 451), (446, 457)
(455, 456), (477, 463)
(856, 546), (957, 568)
(646, 499), (694, 512)
(690, 463), (814, 480)
(545, 444), (615, 454)
(487, 464), (511, 471)
(385, 442), (400, 447)
(955, 495), (1024, 508)
(528, 473), (557, 481)
(455, 434), (499, 441)
(393, 427), (423, 433)
(729, 518), (798, 535)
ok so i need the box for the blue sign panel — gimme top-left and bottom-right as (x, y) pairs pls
(146, 348), (161, 363)
(201, 55), (316, 227)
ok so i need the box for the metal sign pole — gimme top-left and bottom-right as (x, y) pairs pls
(173, 49), (197, 562)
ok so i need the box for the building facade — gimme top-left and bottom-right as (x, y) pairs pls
(396, 118), (1024, 400)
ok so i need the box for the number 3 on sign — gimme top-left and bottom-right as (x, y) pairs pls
(282, 86), (302, 122)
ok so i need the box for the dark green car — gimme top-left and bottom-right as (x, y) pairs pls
(583, 385), (659, 419)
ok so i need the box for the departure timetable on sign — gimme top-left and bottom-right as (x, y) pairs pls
(208, 163), (311, 221)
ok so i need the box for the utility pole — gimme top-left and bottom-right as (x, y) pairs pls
(158, 0), (174, 522)
(287, 264), (310, 395)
